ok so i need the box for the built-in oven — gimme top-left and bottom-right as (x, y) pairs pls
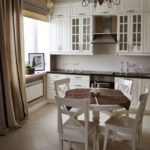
(90, 75), (114, 89)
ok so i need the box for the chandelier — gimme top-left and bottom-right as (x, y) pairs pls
(82, 0), (120, 8)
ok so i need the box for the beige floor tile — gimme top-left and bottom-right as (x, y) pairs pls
(0, 104), (150, 150)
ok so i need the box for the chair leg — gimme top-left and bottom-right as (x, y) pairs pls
(138, 128), (142, 149)
(103, 128), (109, 150)
(132, 134), (136, 150)
(93, 129), (97, 150)
(85, 142), (88, 150)
(69, 142), (73, 150)
(59, 138), (63, 150)
(96, 132), (100, 150)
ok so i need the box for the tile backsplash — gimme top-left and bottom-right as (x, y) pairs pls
(55, 54), (150, 73)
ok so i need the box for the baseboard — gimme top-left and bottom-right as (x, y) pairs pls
(28, 99), (48, 113)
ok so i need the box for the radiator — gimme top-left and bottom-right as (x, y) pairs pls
(26, 80), (44, 102)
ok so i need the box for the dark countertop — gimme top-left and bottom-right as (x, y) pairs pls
(47, 69), (150, 79)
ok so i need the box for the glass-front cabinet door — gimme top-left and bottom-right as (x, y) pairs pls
(117, 13), (143, 54)
(130, 14), (143, 53)
(117, 15), (129, 53)
(71, 16), (92, 53)
(82, 17), (91, 52)
(71, 18), (80, 52)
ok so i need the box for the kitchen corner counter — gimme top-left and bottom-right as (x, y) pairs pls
(47, 70), (150, 79)
(25, 72), (47, 83)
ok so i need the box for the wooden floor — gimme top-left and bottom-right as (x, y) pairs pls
(0, 104), (150, 150)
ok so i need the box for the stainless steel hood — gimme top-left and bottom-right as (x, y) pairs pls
(92, 16), (117, 44)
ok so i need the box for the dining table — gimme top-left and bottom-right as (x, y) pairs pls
(65, 88), (130, 150)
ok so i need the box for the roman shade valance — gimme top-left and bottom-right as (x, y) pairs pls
(23, 0), (53, 21)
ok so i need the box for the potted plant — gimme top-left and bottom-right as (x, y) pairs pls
(25, 64), (35, 75)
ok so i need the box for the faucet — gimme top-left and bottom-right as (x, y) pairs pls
(127, 62), (136, 73)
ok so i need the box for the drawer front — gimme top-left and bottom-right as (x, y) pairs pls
(70, 82), (90, 89)
(69, 75), (90, 81)
(47, 74), (67, 80)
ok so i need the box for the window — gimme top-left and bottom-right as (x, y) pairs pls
(23, 17), (50, 71)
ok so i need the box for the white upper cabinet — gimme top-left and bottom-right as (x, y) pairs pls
(144, 12), (150, 53)
(49, 17), (70, 53)
(71, 16), (93, 54)
(118, 0), (143, 13)
(143, 0), (150, 12)
(92, 2), (117, 15)
(49, 18), (59, 52)
(117, 13), (143, 54)
(52, 3), (70, 17)
(70, 2), (92, 16)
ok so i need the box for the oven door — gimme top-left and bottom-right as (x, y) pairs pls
(97, 82), (114, 89)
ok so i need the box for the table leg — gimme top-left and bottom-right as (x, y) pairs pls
(92, 110), (100, 150)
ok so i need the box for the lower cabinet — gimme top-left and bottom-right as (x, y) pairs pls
(47, 73), (90, 103)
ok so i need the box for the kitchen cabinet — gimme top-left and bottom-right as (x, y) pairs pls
(52, 3), (70, 17)
(115, 77), (142, 109)
(143, 12), (150, 53)
(47, 73), (90, 102)
(143, 0), (150, 12)
(47, 74), (67, 102)
(49, 17), (70, 53)
(117, 13), (143, 54)
(70, 2), (92, 16)
(92, 2), (117, 15)
(141, 79), (150, 110)
(118, 0), (143, 13)
(71, 16), (93, 54)
(69, 75), (90, 89)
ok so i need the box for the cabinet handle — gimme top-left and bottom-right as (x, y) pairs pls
(79, 13), (85, 15)
(58, 45), (61, 51)
(131, 44), (134, 52)
(102, 12), (109, 14)
(76, 85), (82, 87)
(127, 10), (135, 13)
(74, 77), (82, 79)
(127, 44), (130, 52)
(79, 45), (82, 52)
(57, 14), (63, 17)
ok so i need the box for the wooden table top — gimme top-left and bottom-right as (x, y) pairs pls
(65, 88), (130, 110)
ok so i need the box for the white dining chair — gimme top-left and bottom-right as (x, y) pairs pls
(54, 78), (82, 118)
(103, 89), (149, 150)
(56, 96), (96, 150)
(115, 78), (133, 100)
(54, 78), (70, 98)
(102, 78), (133, 123)
(111, 78), (133, 117)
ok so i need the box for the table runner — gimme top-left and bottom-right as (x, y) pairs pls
(65, 88), (130, 110)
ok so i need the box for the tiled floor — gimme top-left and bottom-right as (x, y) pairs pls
(0, 104), (150, 150)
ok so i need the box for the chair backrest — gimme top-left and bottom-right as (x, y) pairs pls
(134, 89), (149, 130)
(54, 78), (70, 98)
(115, 78), (133, 100)
(56, 96), (90, 143)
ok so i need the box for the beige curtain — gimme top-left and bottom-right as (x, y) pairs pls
(0, 0), (28, 134)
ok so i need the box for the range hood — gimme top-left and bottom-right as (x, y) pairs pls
(92, 16), (117, 44)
